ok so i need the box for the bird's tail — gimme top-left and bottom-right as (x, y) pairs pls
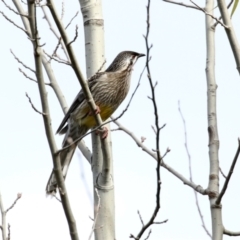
(46, 121), (88, 194)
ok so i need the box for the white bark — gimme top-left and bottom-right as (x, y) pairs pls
(79, 1), (115, 240)
(205, 0), (223, 239)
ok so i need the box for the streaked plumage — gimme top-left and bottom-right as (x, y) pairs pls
(46, 51), (145, 194)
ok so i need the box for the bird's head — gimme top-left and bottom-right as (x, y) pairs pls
(105, 51), (145, 72)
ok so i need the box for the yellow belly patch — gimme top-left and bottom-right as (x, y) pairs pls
(81, 105), (114, 129)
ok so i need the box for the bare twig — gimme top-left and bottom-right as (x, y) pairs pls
(52, 194), (62, 203)
(131, 1), (165, 238)
(0, 11), (29, 34)
(48, 37), (62, 63)
(144, 229), (151, 240)
(153, 219), (168, 224)
(43, 49), (71, 65)
(113, 119), (208, 195)
(219, 167), (227, 178)
(65, 11), (79, 29)
(96, 60), (106, 74)
(41, 5), (69, 60)
(5, 193), (22, 214)
(7, 224), (10, 240)
(137, 210), (144, 226)
(163, 0), (200, 9)
(25, 92), (46, 115)
(67, 25), (78, 46)
(216, 139), (240, 205)
(217, 0), (240, 74)
(213, 0), (234, 28)
(190, 0), (228, 28)
(0, 192), (21, 240)
(60, 0), (64, 20)
(178, 102), (211, 238)
(88, 189), (101, 240)
(19, 68), (38, 83)
(1, 0), (28, 17)
(151, 125), (157, 135)
(0, 191), (7, 240)
(11, 49), (35, 73)
(224, 228), (240, 236)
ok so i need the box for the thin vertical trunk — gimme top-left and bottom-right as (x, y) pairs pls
(205, 0), (223, 239)
(79, 1), (115, 240)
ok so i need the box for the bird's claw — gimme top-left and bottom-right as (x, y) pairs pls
(95, 127), (108, 139)
(88, 105), (101, 116)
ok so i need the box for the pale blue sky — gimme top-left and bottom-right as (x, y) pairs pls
(1, 0), (240, 239)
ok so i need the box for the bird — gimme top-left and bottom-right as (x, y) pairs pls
(46, 51), (145, 194)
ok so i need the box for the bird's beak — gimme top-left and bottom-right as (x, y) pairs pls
(137, 53), (145, 58)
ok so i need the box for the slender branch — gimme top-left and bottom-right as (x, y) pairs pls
(48, 37), (62, 63)
(7, 224), (10, 240)
(137, 211), (144, 226)
(0, 192), (21, 240)
(65, 11), (79, 29)
(12, 0), (31, 33)
(25, 92), (46, 115)
(178, 102), (211, 238)
(10, 49), (35, 73)
(27, 1), (79, 240)
(190, 0), (228, 28)
(67, 25), (78, 46)
(1, 0), (28, 17)
(19, 68), (50, 85)
(153, 219), (168, 224)
(224, 228), (240, 236)
(113, 119), (208, 195)
(131, 1), (164, 238)
(5, 193), (22, 214)
(41, 5), (69, 60)
(143, 230), (151, 240)
(43, 49), (71, 65)
(52, 194), (62, 203)
(217, 0), (240, 74)
(60, 0), (64, 20)
(0, 191), (7, 240)
(213, 0), (234, 28)
(219, 167), (227, 179)
(88, 189), (101, 240)
(0, 10), (29, 34)
(162, 0), (200, 9)
(215, 139), (240, 205)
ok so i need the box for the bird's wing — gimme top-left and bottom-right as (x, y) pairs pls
(56, 72), (104, 134)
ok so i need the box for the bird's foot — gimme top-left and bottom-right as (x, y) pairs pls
(88, 105), (101, 116)
(95, 127), (108, 139)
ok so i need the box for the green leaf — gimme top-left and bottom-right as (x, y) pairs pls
(231, 0), (239, 18)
